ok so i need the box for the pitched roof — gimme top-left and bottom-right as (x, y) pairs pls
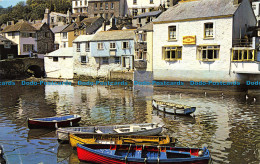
(73, 34), (95, 42)
(45, 47), (73, 57)
(61, 22), (81, 32)
(136, 22), (153, 31)
(0, 35), (17, 45)
(31, 23), (45, 30)
(134, 10), (162, 19)
(154, 0), (240, 23)
(51, 24), (69, 33)
(2, 21), (37, 32)
(91, 29), (135, 41)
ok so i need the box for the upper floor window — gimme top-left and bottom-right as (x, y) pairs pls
(98, 42), (104, 50)
(81, 56), (87, 63)
(4, 41), (11, 48)
(168, 26), (176, 40)
(45, 32), (51, 38)
(80, 1), (82, 6)
(150, 0), (154, 4)
(111, 3), (114, 9)
(76, 43), (81, 52)
(100, 3), (103, 10)
(132, 9), (138, 17)
(142, 8), (146, 13)
(95, 4), (98, 10)
(138, 33), (147, 42)
(135, 51), (147, 60)
(162, 46), (182, 61)
(232, 49), (255, 61)
(133, 0), (137, 4)
(204, 22), (214, 38)
(110, 42), (116, 49)
(105, 3), (108, 10)
(85, 42), (90, 52)
(122, 41), (129, 49)
(62, 32), (67, 39)
(53, 57), (58, 62)
(23, 44), (34, 52)
(197, 45), (219, 61)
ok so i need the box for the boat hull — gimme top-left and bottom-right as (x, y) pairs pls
(57, 123), (162, 142)
(28, 115), (81, 129)
(152, 100), (196, 115)
(77, 144), (211, 164)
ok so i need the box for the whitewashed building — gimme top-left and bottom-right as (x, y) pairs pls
(44, 47), (74, 79)
(152, 0), (258, 83)
(252, 1), (260, 24)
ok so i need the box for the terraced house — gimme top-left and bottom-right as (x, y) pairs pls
(152, 0), (258, 83)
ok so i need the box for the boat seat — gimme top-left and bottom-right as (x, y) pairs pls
(95, 129), (103, 133)
(114, 129), (123, 133)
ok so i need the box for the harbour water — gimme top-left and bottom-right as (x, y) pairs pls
(0, 83), (260, 164)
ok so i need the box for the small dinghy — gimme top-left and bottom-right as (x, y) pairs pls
(69, 133), (175, 147)
(28, 115), (81, 129)
(77, 144), (211, 164)
(153, 100), (196, 115)
(56, 123), (162, 142)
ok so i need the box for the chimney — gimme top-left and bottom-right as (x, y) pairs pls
(76, 15), (83, 22)
(67, 9), (72, 23)
(102, 21), (106, 31)
(44, 8), (50, 25)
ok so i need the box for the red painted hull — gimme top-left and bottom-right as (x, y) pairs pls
(28, 117), (81, 129)
(77, 146), (210, 164)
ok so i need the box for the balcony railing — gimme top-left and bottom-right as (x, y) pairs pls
(233, 38), (253, 47)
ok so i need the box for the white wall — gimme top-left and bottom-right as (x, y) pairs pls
(153, 17), (236, 82)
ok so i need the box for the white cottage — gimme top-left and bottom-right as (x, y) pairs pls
(44, 47), (74, 79)
(152, 0), (257, 83)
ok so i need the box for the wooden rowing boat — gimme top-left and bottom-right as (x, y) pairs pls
(69, 133), (176, 147)
(77, 144), (211, 164)
(28, 115), (81, 129)
(152, 100), (196, 115)
(56, 123), (162, 142)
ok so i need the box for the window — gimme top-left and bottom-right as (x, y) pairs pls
(150, 0), (153, 4)
(62, 32), (67, 39)
(8, 33), (12, 37)
(85, 42), (90, 52)
(133, 0), (137, 4)
(76, 43), (81, 52)
(80, 1), (82, 6)
(102, 57), (109, 64)
(162, 46), (182, 61)
(204, 23), (213, 38)
(105, 3), (108, 10)
(4, 41), (11, 48)
(98, 43), (103, 49)
(232, 49), (255, 61)
(115, 57), (120, 64)
(53, 57), (58, 62)
(132, 9), (138, 16)
(168, 26), (176, 40)
(63, 42), (66, 48)
(7, 54), (14, 59)
(135, 51), (147, 60)
(45, 32), (51, 38)
(138, 33), (147, 42)
(51, 17), (54, 23)
(110, 42), (116, 49)
(23, 44), (34, 52)
(142, 8), (146, 13)
(81, 56), (87, 63)
(122, 41), (129, 49)
(111, 3), (114, 9)
(138, 18), (141, 24)
(95, 4), (98, 10)
(100, 3), (103, 10)
(197, 45), (219, 61)
(94, 14), (98, 17)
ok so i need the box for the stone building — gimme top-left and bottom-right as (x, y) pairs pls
(132, 10), (162, 27)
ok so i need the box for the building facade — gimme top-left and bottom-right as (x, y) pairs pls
(0, 35), (18, 60)
(152, 0), (257, 83)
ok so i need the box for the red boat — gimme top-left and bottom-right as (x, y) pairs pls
(77, 144), (211, 164)
(28, 115), (81, 129)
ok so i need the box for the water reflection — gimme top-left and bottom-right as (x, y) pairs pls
(0, 84), (259, 163)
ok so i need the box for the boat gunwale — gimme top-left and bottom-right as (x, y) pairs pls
(28, 114), (81, 123)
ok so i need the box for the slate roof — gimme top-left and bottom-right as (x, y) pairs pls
(45, 47), (73, 57)
(73, 34), (95, 42)
(136, 22), (153, 32)
(154, 0), (240, 23)
(91, 29), (135, 41)
(134, 10), (162, 19)
(2, 21), (37, 32)
(51, 25), (69, 33)
(31, 23), (45, 30)
(0, 35), (17, 45)
(61, 22), (81, 32)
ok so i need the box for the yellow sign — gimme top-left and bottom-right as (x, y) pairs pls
(183, 36), (196, 45)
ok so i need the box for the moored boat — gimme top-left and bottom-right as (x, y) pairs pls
(56, 123), (163, 142)
(69, 133), (176, 147)
(28, 115), (81, 129)
(153, 100), (196, 115)
(77, 144), (211, 164)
